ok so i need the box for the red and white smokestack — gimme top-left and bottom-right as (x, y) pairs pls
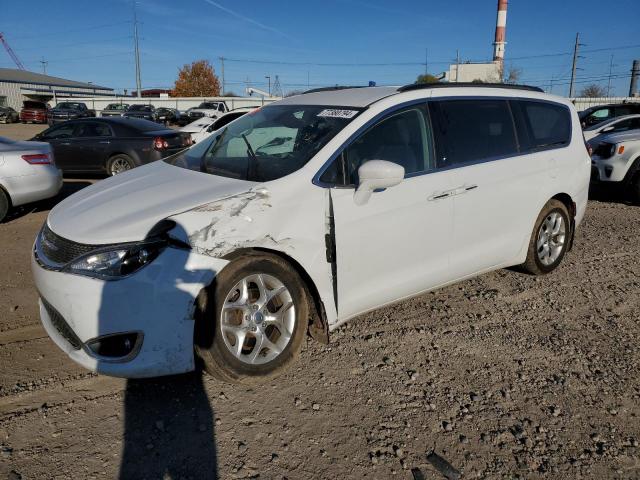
(493, 0), (508, 62)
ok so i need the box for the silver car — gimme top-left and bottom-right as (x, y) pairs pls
(0, 136), (63, 222)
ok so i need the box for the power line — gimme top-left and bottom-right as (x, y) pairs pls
(7, 22), (130, 40)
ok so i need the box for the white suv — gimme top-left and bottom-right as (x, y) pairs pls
(590, 130), (640, 202)
(32, 84), (590, 383)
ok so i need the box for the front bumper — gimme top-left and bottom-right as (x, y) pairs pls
(32, 241), (228, 378)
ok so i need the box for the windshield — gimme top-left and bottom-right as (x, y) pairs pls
(165, 105), (361, 182)
(106, 103), (128, 110)
(129, 105), (152, 111)
(57, 102), (82, 109)
(199, 102), (218, 109)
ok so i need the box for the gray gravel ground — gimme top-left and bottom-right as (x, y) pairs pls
(0, 125), (639, 479)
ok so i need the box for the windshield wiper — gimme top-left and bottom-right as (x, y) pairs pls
(241, 133), (259, 180)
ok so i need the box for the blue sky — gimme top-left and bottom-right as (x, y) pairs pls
(1, 0), (639, 96)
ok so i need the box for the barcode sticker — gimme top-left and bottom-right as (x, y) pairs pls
(317, 109), (359, 119)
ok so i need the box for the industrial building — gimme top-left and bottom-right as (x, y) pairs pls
(0, 68), (113, 110)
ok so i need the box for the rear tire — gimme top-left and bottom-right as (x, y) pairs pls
(0, 189), (10, 223)
(522, 199), (571, 275)
(195, 252), (309, 385)
(107, 154), (135, 176)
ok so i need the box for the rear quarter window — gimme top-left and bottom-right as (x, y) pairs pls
(512, 100), (571, 151)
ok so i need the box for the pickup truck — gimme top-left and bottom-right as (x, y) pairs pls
(48, 102), (96, 125)
(20, 101), (49, 124)
(187, 101), (228, 121)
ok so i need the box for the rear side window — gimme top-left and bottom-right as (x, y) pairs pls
(430, 99), (518, 167)
(513, 100), (571, 151)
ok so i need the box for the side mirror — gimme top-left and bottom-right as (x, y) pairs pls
(354, 160), (404, 206)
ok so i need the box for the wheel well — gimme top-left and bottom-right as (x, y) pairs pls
(551, 193), (575, 218)
(223, 247), (330, 343)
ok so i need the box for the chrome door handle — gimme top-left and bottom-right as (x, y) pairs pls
(98, 140), (110, 144)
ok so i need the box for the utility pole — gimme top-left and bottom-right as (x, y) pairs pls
(607, 55), (616, 97)
(629, 60), (639, 97)
(425, 48), (428, 75)
(132, 1), (142, 98)
(569, 32), (583, 98)
(219, 56), (225, 95)
(39, 57), (48, 74)
(455, 49), (460, 83)
(265, 75), (271, 95)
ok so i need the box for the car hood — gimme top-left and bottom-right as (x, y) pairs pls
(594, 131), (640, 144)
(47, 160), (256, 244)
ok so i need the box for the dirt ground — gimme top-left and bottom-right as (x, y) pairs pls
(1, 123), (639, 479)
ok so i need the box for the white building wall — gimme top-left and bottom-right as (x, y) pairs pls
(0, 81), (113, 110)
(445, 62), (502, 83)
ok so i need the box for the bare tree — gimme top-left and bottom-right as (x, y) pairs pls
(579, 84), (607, 98)
(505, 66), (522, 84)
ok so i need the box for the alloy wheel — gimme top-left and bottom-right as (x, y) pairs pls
(536, 211), (566, 266)
(110, 158), (131, 175)
(220, 274), (295, 365)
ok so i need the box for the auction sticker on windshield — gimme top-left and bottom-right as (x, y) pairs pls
(317, 109), (359, 119)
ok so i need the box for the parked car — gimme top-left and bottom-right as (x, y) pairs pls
(20, 100), (49, 124)
(579, 103), (640, 128)
(188, 101), (228, 120)
(0, 136), (62, 222)
(48, 102), (95, 125)
(175, 109), (192, 126)
(180, 116), (215, 135)
(0, 106), (19, 123)
(590, 129), (640, 202)
(123, 104), (159, 123)
(156, 107), (180, 125)
(188, 108), (254, 143)
(583, 114), (640, 142)
(31, 117), (192, 176)
(32, 84), (589, 383)
(100, 103), (130, 118)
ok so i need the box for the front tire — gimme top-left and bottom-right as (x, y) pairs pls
(107, 154), (135, 176)
(522, 199), (570, 275)
(195, 253), (309, 384)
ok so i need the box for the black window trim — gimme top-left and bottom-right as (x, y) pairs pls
(313, 96), (574, 188)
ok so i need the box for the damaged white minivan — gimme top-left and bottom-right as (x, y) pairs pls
(32, 84), (590, 383)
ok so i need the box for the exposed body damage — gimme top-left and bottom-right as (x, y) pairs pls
(170, 183), (339, 333)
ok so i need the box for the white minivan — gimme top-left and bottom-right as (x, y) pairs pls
(32, 84), (590, 383)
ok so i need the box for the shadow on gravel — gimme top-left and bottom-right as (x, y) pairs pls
(4, 180), (93, 223)
(120, 373), (218, 479)
(588, 183), (635, 206)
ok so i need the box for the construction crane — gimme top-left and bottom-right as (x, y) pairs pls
(0, 32), (25, 70)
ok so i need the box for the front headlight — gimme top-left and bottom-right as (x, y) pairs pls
(64, 240), (167, 280)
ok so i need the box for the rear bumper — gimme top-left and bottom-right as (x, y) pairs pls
(32, 244), (228, 378)
(5, 166), (63, 207)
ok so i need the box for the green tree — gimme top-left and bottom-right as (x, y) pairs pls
(416, 73), (440, 84)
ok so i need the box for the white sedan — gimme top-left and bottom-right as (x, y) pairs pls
(0, 137), (63, 222)
(181, 108), (255, 144)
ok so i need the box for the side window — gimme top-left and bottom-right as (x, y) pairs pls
(431, 99), (517, 167)
(76, 122), (112, 138)
(41, 123), (77, 139)
(615, 106), (633, 116)
(513, 100), (571, 151)
(346, 107), (433, 183)
(612, 119), (633, 132)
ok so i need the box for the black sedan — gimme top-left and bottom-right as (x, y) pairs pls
(156, 107), (180, 125)
(31, 117), (192, 176)
(123, 104), (159, 122)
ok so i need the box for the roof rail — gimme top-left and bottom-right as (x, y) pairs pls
(397, 82), (544, 93)
(303, 85), (367, 94)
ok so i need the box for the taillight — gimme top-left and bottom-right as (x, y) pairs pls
(153, 136), (169, 150)
(22, 153), (51, 165)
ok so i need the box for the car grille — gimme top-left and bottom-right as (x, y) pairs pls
(41, 297), (82, 350)
(40, 224), (102, 265)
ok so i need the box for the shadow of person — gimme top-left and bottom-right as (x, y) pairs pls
(91, 221), (217, 479)
(120, 372), (217, 479)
